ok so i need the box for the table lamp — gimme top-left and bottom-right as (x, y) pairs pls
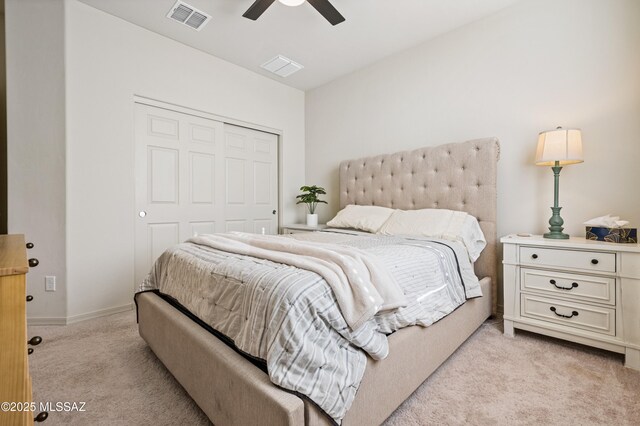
(535, 127), (584, 239)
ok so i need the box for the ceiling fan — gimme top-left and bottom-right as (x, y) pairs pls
(243, 0), (346, 26)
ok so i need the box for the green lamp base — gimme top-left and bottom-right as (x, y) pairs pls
(544, 231), (569, 239)
(544, 206), (569, 239)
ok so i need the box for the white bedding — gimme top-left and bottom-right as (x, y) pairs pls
(139, 231), (481, 423)
(325, 205), (487, 262)
(326, 205), (395, 233)
(378, 209), (486, 262)
(188, 232), (407, 331)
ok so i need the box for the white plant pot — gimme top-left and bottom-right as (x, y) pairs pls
(306, 213), (318, 227)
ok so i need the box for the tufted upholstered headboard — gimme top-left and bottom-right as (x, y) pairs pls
(339, 138), (500, 313)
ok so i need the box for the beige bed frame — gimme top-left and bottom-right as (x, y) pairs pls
(136, 138), (500, 425)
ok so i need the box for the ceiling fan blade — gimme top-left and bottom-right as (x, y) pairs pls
(307, 0), (345, 25)
(243, 0), (278, 21)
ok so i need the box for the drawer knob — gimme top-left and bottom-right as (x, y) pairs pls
(550, 306), (579, 319)
(27, 295), (34, 302)
(531, 254), (538, 259)
(26, 242), (34, 249)
(29, 336), (43, 346)
(34, 411), (49, 422)
(550, 280), (579, 290)
(591, 259), (599, 265)
(29, 258), (40, 267)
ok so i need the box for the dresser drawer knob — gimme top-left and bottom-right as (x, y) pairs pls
(29, 258), (40, 267)
(34, 411), (49, 422)
(27, 295), (34, 302)
(26, 242), (34, 249)
(531, 254), (538, 259)
(550, 280), (579, 290)
(29, 336), (43, 346)
(550, 306), (579, 318)
(591, 259), (599, 265)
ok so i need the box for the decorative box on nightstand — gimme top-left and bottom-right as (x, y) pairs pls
(501, 234), (640, 370)
(281, 224), (328, 235)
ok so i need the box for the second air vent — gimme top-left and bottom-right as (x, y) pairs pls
(261, 55), (304, 78)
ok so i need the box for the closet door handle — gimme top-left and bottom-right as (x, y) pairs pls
(26, 242), (34, 249)
(27, 295), (34, 302)
(29, 258), (40, 267)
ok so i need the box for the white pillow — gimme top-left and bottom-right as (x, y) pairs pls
(327, 205), (395, 233)
(377, 208), (486, 262)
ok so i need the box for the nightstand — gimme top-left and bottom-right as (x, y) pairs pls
(501, 234), (640, 370)
(281, 224), (328, 234)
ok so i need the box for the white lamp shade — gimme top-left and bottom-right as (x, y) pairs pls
(535, 127), (584, 166)
(279, 0), (306, 6)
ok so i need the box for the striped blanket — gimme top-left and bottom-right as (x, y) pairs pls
(187, 232), (408, 330)
(139, 231), (481, 423)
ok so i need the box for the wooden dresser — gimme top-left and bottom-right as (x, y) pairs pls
(0, 235), (34, 426)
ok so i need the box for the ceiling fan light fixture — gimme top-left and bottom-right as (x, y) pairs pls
(279, 0), (306, 6)
(243, 0), (345, 25)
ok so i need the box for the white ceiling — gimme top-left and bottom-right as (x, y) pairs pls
(77, 0), (521, 91)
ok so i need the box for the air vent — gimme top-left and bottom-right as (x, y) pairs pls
(261, 55), (304, 78)
(167, 1), (211, 31)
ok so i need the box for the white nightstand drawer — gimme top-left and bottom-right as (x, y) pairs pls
(521, 268), (615, 305)
(503, 234), (640, 370)
(520, 294), (615, 336)
(520, 246), (616, 273)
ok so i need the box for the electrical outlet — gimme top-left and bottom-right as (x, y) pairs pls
(45, 276), (56, 292)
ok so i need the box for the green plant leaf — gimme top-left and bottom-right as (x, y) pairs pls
(296, 185), (327, 213)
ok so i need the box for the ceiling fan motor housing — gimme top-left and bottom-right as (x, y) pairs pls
(243, 0), (346, 26)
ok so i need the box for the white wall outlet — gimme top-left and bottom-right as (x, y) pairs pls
(45, 276), (56, 292)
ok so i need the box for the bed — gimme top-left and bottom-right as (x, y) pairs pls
(135, 137), (500, 425)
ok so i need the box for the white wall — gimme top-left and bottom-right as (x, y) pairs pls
(306, 0), (640, 244)
(64, 0), (305, 320)
(8, 0), (638, 321)
(63, 0), (305, 320)
(6, 0), (68, 321)
(6, 0), (305, 322)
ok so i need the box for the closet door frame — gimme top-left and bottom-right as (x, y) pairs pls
(133, 95), (283, 289)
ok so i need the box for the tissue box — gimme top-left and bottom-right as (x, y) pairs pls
(586, 226), (637, 243)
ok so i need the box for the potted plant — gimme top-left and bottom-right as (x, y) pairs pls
(296, 185), (327, 227)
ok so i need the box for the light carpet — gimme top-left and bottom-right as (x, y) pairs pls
(28, 310), (639, 425)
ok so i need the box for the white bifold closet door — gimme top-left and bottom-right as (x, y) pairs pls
(222, 124), (279, 235)
(134, 103), (278, 286)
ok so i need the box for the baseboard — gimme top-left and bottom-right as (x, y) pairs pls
(27, 317), (68, 326)
(28, 303), (134, 326)
(66, 303), (134, 324)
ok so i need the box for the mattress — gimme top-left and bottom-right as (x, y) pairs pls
(138, 230), (482, 423)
